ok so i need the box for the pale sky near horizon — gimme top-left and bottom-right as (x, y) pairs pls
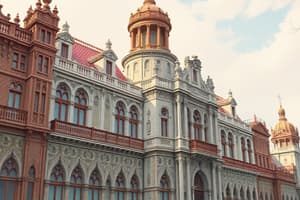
(1, 0), (300, 131)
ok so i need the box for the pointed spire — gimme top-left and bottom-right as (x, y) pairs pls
(278, 104), (286, 120)
(36, 0), (42, 9)
(143, 0), (156, 5)
(106, 39), (112, 50)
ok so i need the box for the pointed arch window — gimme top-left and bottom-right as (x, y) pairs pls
(115, 172), (125, 200)
(193, 111), (201, 140)
(8, 83), (22, 109)
(161, 108), (169, 137)
(26, 166), (35, 200)
(73, 90), (88, 126)
(241, 137), (246, 162)
(129, 106), (138, 138)
(0, 157), (18, 200)
(88, 169), (101, 200)
(194, 172), (204, 200)
(247, 139), (252, 163)
(48, 163), (64, 200)
(221, 131), (226, 157)
(228, 132), (234, 158)
(115, 101), (126, 135)
(129, 175), (139, 200)
(54, 84), (69, 121)
(69, 166), (83, 200)
(159, 173), (170, 200)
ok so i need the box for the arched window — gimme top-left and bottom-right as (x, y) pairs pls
(221, 130), (226, 157)
(233, 187), (238, 200)
(241, 137), (246, 162)
(27, 166), (35, 200)
(161, 108), (169, 137)
(8, 83), (22, 109)
(141, 26), (146, 47)
(253, 189), (257, 200)
(240, 188), (245, 200)
(88, 168), (101, 200)
(105, 178), (111, 200)
(115, 172), (125, 200)
(150, 25), (157, 45)
(129, 175), (139, 200)
(115, 101), (126, 135)
(48, 163), (64, 200)
(73, 89), (88, 126)
(247, 139), (252, 163)
(228, 133), (234, 158)
(69, 166), (83, 200)
(129, 106), (139, 138)
(194, 172), (204, 200)
(193, 111), (201, 140)
(247, 189), (251, 200)
(159, 173), (170, 200)
(225, 186), (231, 200)
(54, 84), (69, 121)
(204, 114), (208, 142)
(0, 157), (18, 200)
(187, 108), (191, 139)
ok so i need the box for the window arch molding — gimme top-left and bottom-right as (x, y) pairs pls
(129, 105), (139, 138)
(54, 83), (71, 121)
(193, 110), (202, 140)
(160, 107), (169, 137)
(220, 129), (227, 157)
(73, 88), (89, 126)
(193, 170), (208, 200)
(115, 100), (127, 135)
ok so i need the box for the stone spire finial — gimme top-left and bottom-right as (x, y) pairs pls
(53, 5), (58, 15)
(228, 90), (233, 98)
(106, 39), (112, 50)
(36, 0), (42, 9)
(143, 0), (156, 5)
(14, 13), (20, 25)
(62, 22), (70, 33)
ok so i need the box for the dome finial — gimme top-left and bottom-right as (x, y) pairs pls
(143, 0), (156, 5)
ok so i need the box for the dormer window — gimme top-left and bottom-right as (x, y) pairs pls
(106, 60), (112, 76)
(193, 69), (198, 82)
(61, 43), (69, 58)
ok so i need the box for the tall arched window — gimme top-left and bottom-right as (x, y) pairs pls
(159, 173), (170, 200)
(8, 83), (22, 109)
(193, 111), (201, 140)
(253, 189), (257, 200)
(105, 178), (111, 200)
(247, 139), (252, 163)
(247, 189), (251, 200)
(150, 25), (157, 45)
(129, 106), (138, 138)
(187, 108), (191, 139)
(115, 172), (125, 200)
(73, 89), (88, 126)
(225, 186), (231, 200)
(69, 166), (83, 200)
(241, 137), (246, 162)
(26, 166), (35, 200)
(88, 168), (101, 200)
(161, 108), (169, 137)
(129, 175), (139, 200)
(221, 130), (226, 157)
(0, 157), (18, 200)
(115, 101), (126, 135)
(48, 163), (64, 200)
(194, 172), (204, 200)
(228, 133), (234, 158)
(204, 114), (208, 142)
(233, 187), (238, 200)
(240, 188), (245, 200)
(54, 84), (69, 121)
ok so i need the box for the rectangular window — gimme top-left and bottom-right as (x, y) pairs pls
(34, 92), (39, 112)
(40, 30), (45, 42)
(37, 55), (43, 72)
(20, 55), (26, 70)
(106, 60), (112, 75)
(46, 31), (51, 44)
(41, 93), (46, 113)
(12, 53), (19, 69)
(44, 57), (49, 73)
(61, 43), (69, 58)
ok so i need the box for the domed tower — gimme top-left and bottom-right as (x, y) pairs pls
(122, 0), (177, 84)
(271, 104), (300, 190)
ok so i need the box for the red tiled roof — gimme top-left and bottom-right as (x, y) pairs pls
(72, 38), (127, 81)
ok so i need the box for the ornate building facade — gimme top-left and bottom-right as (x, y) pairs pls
(0, 0), (299, 200)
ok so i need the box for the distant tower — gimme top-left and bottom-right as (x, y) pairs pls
(122, 0), (177, 84)
(271, 104), (300, 192)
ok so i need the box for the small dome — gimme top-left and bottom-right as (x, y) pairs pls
(278, 105), (286, 119)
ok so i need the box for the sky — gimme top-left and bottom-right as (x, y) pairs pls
(1, 0), (300, 130)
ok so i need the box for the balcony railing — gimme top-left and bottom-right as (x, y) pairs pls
(50, 120), (144, 150)
(223, 157), (258, 172)
(0, 21), (32, 43)
(0, 105), (27, 124)
(189, 140), (218, 156)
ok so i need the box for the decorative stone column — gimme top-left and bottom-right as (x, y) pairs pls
(157, 26), (161, 47)
(68, 101), (74, 123)
(146, 25), (150, 47)
(100, 93), (105, 129)
(176, 96), (183, 138)
(187, 158), (192, 200)
(178, 155), (185, 200)
(137, 27), (141, 48)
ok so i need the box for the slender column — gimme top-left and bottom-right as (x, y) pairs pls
(236, 135), (241, 160)
(217, 165), (222, 200)
(208, 110), (214, 143)
(130, 31), (134, 49)
(68, 101), (74, 123)
(183, 104), (187, 138)
(178, 156), (185, 200)
(201, 124), (205, 141)
(251, 141), (255, 164)
(177, 96), (183, 138)
(86, 106), (93, 127)
(212, 163), (217, 200)
(245, 143), (249, 163)
(187, 158), (192, 200)
(146, 25), (150, 47)
(100, 94), (105, 129)
(137, 27), (141, 48)
(165, 30), (169, 49)
(44, 184), (49, 200)
(157, 26), (161, 47)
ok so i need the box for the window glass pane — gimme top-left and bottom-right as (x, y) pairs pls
(13, 53), (18, 68)
(44, 58), (49, 73)
(48, 185), (54, 200)
(88, 189), (92, 200)
(20, 55), (26, 70)
(27, 182), (33, 200)
(10, 169), (17, 177)
(0, 181), (5, 200)
(46, 32), (51, 44)
(8, 92), (14, 107)
(8, 181), (15, 200)
(56, 186), (62, 200)
(94, 190), (99, 200)
(120, 121), (123, 134)
(61, 104), (67, 121)
(54, 103), (59, 119)
(114, 192), (118, 200)
(41, 94), (46, 113)
(160, 192), (163, 200)
(114, 119), (118, 133)
(62, 94), (68, 100)
(37, 56), (43, 72)
(120, 192), (124, 200)
(79, 109), (84, 125)
(164, 192), (168, 200)
(75, 188), (81, 200)
(73, 108), (78, 124)
(34, 93), (39, 112)
(69, 187), (74, 200)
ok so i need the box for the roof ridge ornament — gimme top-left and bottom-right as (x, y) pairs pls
(143, 0), (156, 5)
